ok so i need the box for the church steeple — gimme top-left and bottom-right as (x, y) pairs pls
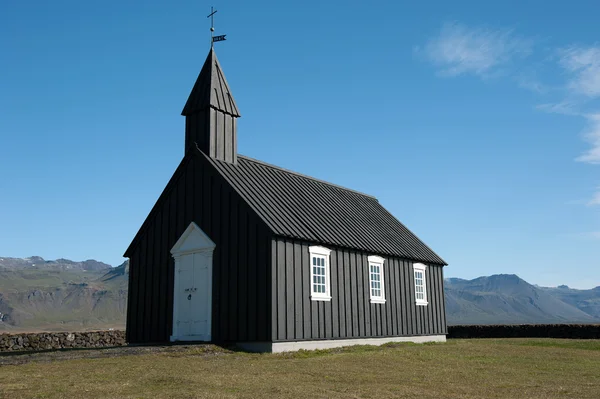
(182, 48), (240, 164)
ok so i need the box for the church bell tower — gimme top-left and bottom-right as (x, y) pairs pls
(181, 48), (240, 164)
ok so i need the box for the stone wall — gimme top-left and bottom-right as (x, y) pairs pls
(0, 330), (126, 352)
(448, 324), (600, 339)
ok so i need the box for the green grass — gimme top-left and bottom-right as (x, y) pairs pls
(1, 338), (599, 398)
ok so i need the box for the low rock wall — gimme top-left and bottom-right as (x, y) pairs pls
(448, 324), (600, 339)
(0, 330), (126, 352)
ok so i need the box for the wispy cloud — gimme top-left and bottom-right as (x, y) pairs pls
(559, 46), (600, 98)
(536, 101), (581, 116)
(552, 46), (600, 166)
(421, 24), (600, 207)
(588, 188), (600, 206)
(536, 106), (600, 165)
(422, 22), (532, 78)
(576, 113), (600, 164)
(518, 78), (548, 93)
(580, 231), (600, 239)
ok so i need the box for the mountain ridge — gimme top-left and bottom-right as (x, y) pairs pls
(0, 256), (127, 332)
(444, 274), (600, 325)
(1, 256), (599, 331)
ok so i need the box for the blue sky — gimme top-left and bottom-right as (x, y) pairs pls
(1, 0), (599, 288)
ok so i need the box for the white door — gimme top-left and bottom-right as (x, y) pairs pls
(170, 222), (215, 342)
(174, 252), (210, 340)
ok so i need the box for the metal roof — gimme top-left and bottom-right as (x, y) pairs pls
(182, 48), (240, 117)
(202, 151), (446, 265)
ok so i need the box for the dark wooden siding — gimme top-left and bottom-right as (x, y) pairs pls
(126, 153), (271, 344)
(185, 109), (237, 164)
(271, 237), (447, 342)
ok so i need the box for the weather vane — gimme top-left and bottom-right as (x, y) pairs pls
(208, 6), (226, 47)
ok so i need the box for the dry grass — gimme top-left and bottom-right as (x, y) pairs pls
(1, 338), (599, 398)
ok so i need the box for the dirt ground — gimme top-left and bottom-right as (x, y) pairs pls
(0, 344), (222, 366)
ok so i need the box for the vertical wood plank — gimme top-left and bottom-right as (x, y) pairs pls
(136, 243), (146, 343)
(256, 226), (268, 341)
(159, 199), (170, 341)
(350, 251), (359, 337)
(433, 266), (441, 334)
(130, 249), (140, 342)
(270, 238), (278, 341)
(232, 118), (238, 164)
(440, 267), (448, 334)
(140, 230), (151, 342)
(406, 261), (415, 335)
(383, 260), (391, 337)
(302, 243), (311, 339)
(125, 255), (134, 342)
(236, 197), (246, 341)
(439, 266), (446, 334)
(277, 239), (286, 341)
(396, 260), (408, 335)
(363, 253), (371, 337)
(247, 216), (258, 341)
(430, 266), (437, 334)
(355, 253), (365, 337)
(388, 258), (397, 336)
(208, 178), (224, 341)
(427, 266), (434, 334)
(151, 210), (162, 342)
(329, 249), (339, 338)
(285, 240), (294, 340)
(294, 242), (303, 340)
(224, 115), (232, 162)
(336, 248), (346, 338)
(342, 250), (352, 337)
(318, 302), (325, 339)
(166, 185), (177, 341)
(395, 259), (405, 335)
(324, 264), (333, 339)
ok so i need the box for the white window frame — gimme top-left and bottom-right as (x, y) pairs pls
(367, 255), (386, 304)
(309, 246), (332, 301)
(413, 263), (428, 306)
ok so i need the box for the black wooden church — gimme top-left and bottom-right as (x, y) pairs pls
(125, 45), (448, 352)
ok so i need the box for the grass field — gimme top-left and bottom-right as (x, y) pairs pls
(1, 338), (599, 398)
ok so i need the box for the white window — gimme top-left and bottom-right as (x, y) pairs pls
(309, 246), (332, 301)
(414, 263), (428, 306)
(367, 255), (386, 304)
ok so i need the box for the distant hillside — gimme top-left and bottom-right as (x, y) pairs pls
(0, 257), (127, 332)
(1, 257), (599, 331)
(538, 285), (600, 319)
(445, 274), (600, 325)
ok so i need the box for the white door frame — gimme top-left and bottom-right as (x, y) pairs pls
(170, 222), (215, 342)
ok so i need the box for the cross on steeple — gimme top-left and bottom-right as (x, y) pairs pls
(207, 6), (226, 47)
(207, 7), (217, 47)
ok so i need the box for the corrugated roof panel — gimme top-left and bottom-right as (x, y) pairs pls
(202, 151), (446, 265)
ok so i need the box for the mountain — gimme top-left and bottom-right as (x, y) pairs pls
(538, 285), (600, 319)
(445, 274), (600, 325)
(1, 256), (599, 331)
(0, 257), (128, 332)
(0, 256), (112, 271)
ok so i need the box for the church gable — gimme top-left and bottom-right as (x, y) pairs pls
(171, 222), (216, 255)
